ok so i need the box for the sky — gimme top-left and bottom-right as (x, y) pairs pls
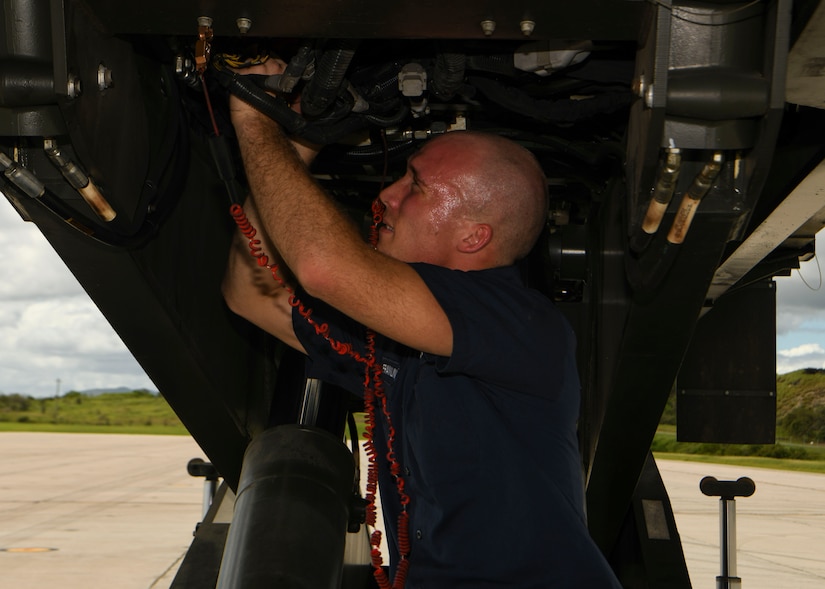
(1, 192), (824, 397)
(0, 197), (157, 397)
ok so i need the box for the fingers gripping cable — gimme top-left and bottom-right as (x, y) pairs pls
(215, 68), (369, 146)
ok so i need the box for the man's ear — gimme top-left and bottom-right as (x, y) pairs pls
(458, 223), (492, 253)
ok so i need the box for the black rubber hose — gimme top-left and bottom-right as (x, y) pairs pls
(364, 104), (409, 127)
(430, 53), (466, 101)
(301, 40), (359, 119)
(469, 75), (633, 124)
(220, 71), (369, 145)
(339, 139), (417, 163)
(220, 72), (307, 135)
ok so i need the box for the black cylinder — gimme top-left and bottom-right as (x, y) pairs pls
(0, 0), (56, 106)
(0, 0), (53, 61)
(216, 425), (355, 589)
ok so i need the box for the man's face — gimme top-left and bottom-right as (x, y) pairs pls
(376, 139), (474, 266)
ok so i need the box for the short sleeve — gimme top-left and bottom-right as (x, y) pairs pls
(412, 263), (577, 399)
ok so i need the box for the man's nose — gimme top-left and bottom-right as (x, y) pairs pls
(378, 180), (403, 209)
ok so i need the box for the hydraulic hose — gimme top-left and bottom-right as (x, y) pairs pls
(301, 40), (359, 119)
(469, 75), (633, 124)
(219, 71), (370, 145)
(431, 53), (467, 101)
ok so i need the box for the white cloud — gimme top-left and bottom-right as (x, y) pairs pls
(778, 343), (825, 358)
(0, 195), (155, 397)
(776, 342), (825, 374)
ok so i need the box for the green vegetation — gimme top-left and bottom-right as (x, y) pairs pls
(0, 389), (186, 435)
(659, 368), (825, 445)
(653, 368), (825, 471)
(776, 369), (825, 443)
(2, 369), (824, 472)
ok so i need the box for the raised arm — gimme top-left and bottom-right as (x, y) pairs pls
(229, 96), (453, 356)
(222, 196), (306, 353)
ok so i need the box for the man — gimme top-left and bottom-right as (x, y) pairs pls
(223, 58), (620, 588)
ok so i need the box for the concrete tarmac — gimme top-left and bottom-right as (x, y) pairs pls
(1, 432), (824, 588)
(0, 432), (204, 589)
(657, 458), (825, 589)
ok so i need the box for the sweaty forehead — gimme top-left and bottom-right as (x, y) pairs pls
(409, 136), (478, 176)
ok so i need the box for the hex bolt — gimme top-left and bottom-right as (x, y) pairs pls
(97, 64), (113, 91)
(236, 17), (252, 34)
(66, 73), (81, 98)
(645, 83), (655, 108)
(520, 20), (535, 36)
(197, 16), (213, 28)
(480, 20), (496, 36)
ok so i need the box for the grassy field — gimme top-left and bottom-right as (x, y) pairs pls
(0, 421), (187, 435)
(2, 387), (824, 474)
(0, 390), (187, 435)
(653, 426), (825, 473)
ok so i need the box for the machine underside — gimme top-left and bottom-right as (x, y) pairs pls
(2, 0), (825, 586)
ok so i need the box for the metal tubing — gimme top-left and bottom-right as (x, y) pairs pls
(702, 476), (754, 589)
(216, 425), (355, 589)
(641, 148), (681, 235)
(716, 498), (742, 589)
(667, 152), (723, 244)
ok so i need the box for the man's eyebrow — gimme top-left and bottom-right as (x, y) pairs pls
(408, 159), (427, 187)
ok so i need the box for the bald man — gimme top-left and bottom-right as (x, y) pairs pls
(223, 59), (620, 589)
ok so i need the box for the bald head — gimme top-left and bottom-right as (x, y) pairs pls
(426, 132), (548, 264)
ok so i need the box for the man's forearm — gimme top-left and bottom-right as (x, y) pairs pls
(232, 107), (367, 294)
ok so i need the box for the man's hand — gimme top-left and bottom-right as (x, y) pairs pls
(228, 56), (319, 165)
(228, 57), (287, 126)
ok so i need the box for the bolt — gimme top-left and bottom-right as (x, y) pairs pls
(645, 83), (655, 108)
(632, 74), (645, 98)
(236, 17), (252, 34)
(480, 20), (496, 36)
(97, 64), (113, 91)
(197, 16), (213, 28)
(66, 73), (81, 98)
(520, 20), (535, 36)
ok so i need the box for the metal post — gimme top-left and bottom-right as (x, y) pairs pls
(701, 476), (756, 589)
(187, 458), (220, 520)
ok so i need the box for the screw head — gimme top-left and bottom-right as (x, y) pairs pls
(236, 17), (252, 34)
(520, 20), (535, 36)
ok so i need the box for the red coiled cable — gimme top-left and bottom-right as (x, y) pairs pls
(230, 200), (411, 588)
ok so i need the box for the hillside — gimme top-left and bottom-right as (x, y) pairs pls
(0, 389), (185, 434)
(776, 369), (825, 443)
(658, 368), (825, 440)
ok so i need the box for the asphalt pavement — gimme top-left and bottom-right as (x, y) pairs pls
(1, 432), (823, 588)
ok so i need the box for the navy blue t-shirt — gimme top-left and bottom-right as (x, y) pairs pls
(293, 263), (620, 588)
